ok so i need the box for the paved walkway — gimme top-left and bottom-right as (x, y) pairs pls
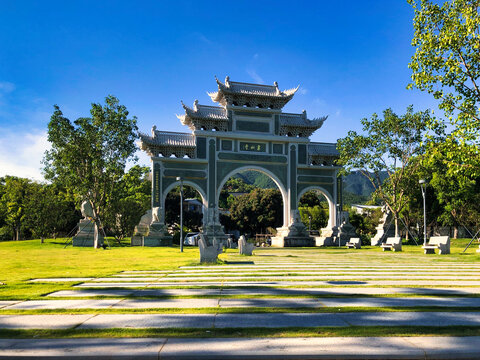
(47, 286), (480, 297)
(3, 311), (480, 329)
(2, 336), (480, 359)
(4, 296), (480, 310)
(5, 257), (480, 358)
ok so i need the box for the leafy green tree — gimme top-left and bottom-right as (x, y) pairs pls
(43, 96), (138, 248)
(104, 165), (151, 242)
(23, 183), (78, 243)
(218, 177), (255, 209)
(227, 188), (283, 236)
(424, 149), (480, 237)
(348, 207), (382, 242)
(408, 0), (480, 174)
(337, 107), (437, 237)
(0, 178), (8, 240)
(1, 176), (31, 241)
(298, 205), (328, 231)
(299, 190), (328, 208)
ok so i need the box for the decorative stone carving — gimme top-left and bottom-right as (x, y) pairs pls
(202, 207), (228, 248)
(371, 208), (394, 246)
(80, 200), (94, 218)
(198, 234), (222, 263)
(271, 210), (314, 247)
(73, 200), (103, 247)
(336, 211), (357, 245)
(238, 235), (254, 256)
(131, 210), (152, 246)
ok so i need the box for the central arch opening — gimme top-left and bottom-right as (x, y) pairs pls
(217, 168), (287, 245)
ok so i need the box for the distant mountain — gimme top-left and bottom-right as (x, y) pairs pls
(343, 171), (388, 197)
(233, 169), (387, 204)
(234, 170), (276, 189)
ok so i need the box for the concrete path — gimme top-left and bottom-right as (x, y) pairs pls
(3, 336), (480, 359)
(6, 296), (480, 309)
(4, 311), (480, 329)
(47, 286), (480, 297)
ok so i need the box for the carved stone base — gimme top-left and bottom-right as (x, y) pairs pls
(142, 236), (173, 247)
(271, 236), (315, 247)
(73, 219), (104, 247)
(314, 226), (338, 247)
(271, 223), (314, 248)
(132, 222), (172, 247)
(202, 223), (228, 248)
(131, 235), (143, 246)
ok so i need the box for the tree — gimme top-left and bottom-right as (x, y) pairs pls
(227, 188), (283, 236)
(298, 205), (328, 231)
(1, 176), (31, 241)
(408, 0), (480, 174)
(423, 148), (480, 237)
(24, 183), (79, 243)
(43, 96), (138, 248)
(337, 107), (438, 237)
(104, 165), (151, 242)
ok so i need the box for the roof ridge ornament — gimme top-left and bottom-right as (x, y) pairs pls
(193, 99), (199, 112)
(225, 76), (230, 87)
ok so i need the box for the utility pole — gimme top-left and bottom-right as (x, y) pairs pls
(177, 177), (184, 253)
(419, 179), (427, 246)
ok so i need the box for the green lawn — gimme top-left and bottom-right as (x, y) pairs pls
(1, 237), (479, 300)
(0, 238), (201, 299)
(2, 238), (480, 338)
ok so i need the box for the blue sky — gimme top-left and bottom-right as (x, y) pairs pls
(0, 1), (439, 180)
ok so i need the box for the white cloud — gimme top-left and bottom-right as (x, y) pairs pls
(0, 81), (15, 93)
(299, 87), (308, 95)
(313, 97), (327, 108)
(0, 129), (50, 181)
(195, 32), (214, 45)
(246, 69), (264, 84)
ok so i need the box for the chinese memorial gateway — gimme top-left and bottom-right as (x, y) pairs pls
(138, 77), (343, 247)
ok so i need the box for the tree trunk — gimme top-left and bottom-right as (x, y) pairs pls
(394, 215), (399, 238)
(41, 237), (44, 244)
(453, 226), (458, 239)
(15, 226), (20, 241)
(93, 221), (100, 249)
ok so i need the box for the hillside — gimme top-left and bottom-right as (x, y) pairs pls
(343, 171), (388, 197)
(230, 169), (386, 205)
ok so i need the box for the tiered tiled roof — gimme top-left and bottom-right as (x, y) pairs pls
(279, 110), (327, 137)
(208, 76), (298, 109)
(138, 129), (196, 158)
(308, 142), (339, 166)
(176, 100), (228, 131)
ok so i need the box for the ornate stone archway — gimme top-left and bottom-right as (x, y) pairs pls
(138, 76), (341, 247)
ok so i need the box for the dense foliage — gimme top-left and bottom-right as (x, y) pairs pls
(43, 96), (138, 247)
(337, 106), (440, 237)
